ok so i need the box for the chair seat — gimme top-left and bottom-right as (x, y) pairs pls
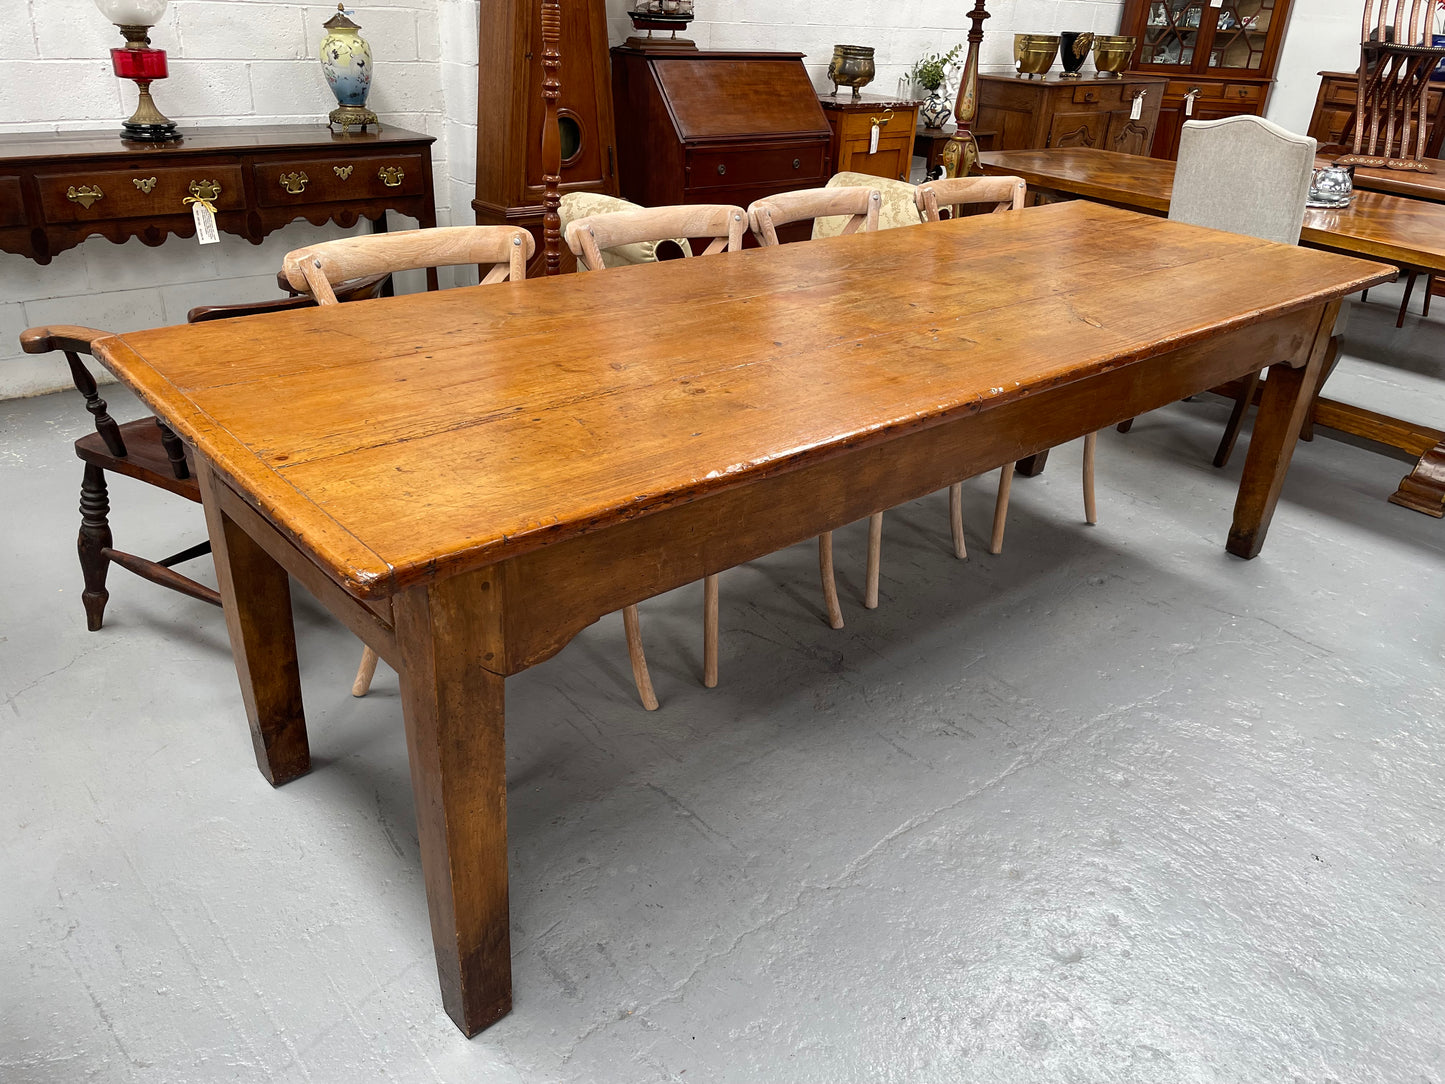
(75, 419), (200, 502)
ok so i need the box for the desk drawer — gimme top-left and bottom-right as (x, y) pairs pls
(254, 153), (426, 207)
(36, 164), (245, 223)
(687, 142), (826, 191)
(1072, 84), (1123, 106)
(0, 177), (25, 228)
(838, 106), (917, 142)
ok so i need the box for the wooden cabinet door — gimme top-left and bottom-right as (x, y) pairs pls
(1047, 111), (1105, 149)
(1106, 111), (1154, 156)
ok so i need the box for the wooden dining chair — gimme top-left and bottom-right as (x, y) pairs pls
(564, 203), (747, 707)
(281, 225), (535, 698)
(912, 175), (1085, 563)
(746, 186), (882, 626)
(18, 275), (389, 634)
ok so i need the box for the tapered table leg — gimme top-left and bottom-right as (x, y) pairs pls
(1226, 302), (1338, 560)
(196, 460), (310, 786)
(394, 574), (512, 1037)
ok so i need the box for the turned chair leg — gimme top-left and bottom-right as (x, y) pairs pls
(1083, 431), (1098, 526)
(78, 463), (113, 631)
(817, 534), (845, 629)
(703, 573), (719, 688)
(622, 604), (658, 711)
(864, 512), (883, 609)
(351, 646), (380, 697)
(948, 483), (967, 559)
(990, 461), (1014, 555)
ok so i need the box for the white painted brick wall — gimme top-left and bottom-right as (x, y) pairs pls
(0, 0), (1365, 402)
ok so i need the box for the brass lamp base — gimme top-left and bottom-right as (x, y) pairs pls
(329, 104), (380, 133)
(120, 81), (180, 144)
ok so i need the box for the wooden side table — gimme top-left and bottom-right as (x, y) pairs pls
(0, 124), (437, 266)
(817, 93), (922, 183)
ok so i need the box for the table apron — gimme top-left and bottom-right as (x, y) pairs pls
(455, 303), (1325, 677)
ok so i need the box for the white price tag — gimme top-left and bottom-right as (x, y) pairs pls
(1131, 93), (1144, 121)
(1185, 94), (1194, 117)
(870, 122), (881, 155)
(191, 200), (219, 245)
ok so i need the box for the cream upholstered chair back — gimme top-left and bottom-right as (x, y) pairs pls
(813, 171), (922, 239)
(1169, 116), (1317, 245)
(565, 204), (746, 271)
(747, 186), (881, 246)
(282, 225), (534, 303)
(559, 191), (693, 268)
(915, 175), (1028, 221)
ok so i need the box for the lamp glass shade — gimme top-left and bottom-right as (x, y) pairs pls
(93, 0), (168, 26)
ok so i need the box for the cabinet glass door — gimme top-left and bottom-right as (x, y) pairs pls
(1208, 0), (1276, 70)
(1139, 0), (1207, 67)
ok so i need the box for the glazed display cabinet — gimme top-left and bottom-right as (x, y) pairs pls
(1118, 0), (1295, 159)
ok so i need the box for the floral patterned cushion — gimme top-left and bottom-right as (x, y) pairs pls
(559, 192), (694, 268)
(812, 172), (923, 240)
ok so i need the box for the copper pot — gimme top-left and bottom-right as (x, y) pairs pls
(1014, 34), (1060, 79)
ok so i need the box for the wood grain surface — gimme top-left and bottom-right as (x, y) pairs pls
(94, 200), (1392, 600)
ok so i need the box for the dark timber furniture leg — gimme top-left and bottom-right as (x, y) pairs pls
(394, 573), (512, 1037)
(1016, 451), (1050, 476)
(196, 460), (310, 786)
(78, 463), (112, 631)
(1226, 302), (1339, 560)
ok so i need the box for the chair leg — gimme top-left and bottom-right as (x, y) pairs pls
(1213, 369), (1262, 469)
(948, 483), (967, 559)
(864, 512), (883, 609)
(1424, 275), (1436, 319)
(990, 461), (1014, 555)
(1082, 432), (1097, 526)
(817, 533), (845, 629)
(351, 646), (380, 697)
(702, 574), (719, 689)
(1397, 270), (1419, 328)
(622, 604), (659, 711)
(78, 463), (112, 631)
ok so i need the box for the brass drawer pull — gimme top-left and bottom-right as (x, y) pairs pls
(66, 185), (103, 209)
(378, 165), (405, 187)
(189, 179), (222, 202)
(133, 176), (157, 194)
(279, 171), (309, 194)
(334, 164), (354, 179)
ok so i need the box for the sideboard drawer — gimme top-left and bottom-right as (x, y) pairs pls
(1224, 84), (1263, 103)
(1072, 84), (1123, 106)
(687, 141), (826, 191)
(0, 176), (25, 228)
(36, 164), (246, 223)
(254, 153), (426, 207)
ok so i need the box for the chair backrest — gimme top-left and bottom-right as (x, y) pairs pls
(814, 171), (922, 239)
(565, 204), (746, 271)
(915, 175), (1028, 222)
(1362, 0), (1435, 46)
(1169, 116), (1317, 246)
(559, 191), (691, 267)
(282, 225), (535, 304)
(747, 186), (881, 246)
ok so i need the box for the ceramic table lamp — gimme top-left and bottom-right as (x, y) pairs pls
(320, 4), (379, 132)
(93, 0), (180, 143)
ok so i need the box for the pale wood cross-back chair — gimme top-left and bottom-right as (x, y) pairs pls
(563, 202), (747, 708)
(913, 175), (1090, 563)
(281, 225), (536, 697)
(746, 185), (883, 629)
(18, 275), (388, 633)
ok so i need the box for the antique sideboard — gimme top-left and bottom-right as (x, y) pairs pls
(0, 124), (437, 265)
(976, 72), (1166, 156)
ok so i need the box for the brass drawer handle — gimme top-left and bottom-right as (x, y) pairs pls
(66, 185), (103, 209)
(334, 164), (354, 179)
(189, 179), (222, 202)
(279, 171), (309, 195)
(378, 165), (405, 187)
(133, 176), (157, 194)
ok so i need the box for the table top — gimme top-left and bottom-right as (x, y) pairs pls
(0, 124), (435, 163)
(979, 147), (1445, 271)
(1328, 156), (1445, 202)
(94, 201), (1391, 599)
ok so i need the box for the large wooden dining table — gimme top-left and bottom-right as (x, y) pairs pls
(90, 200), (1391, 1036)
(978, 146), (1445, 516)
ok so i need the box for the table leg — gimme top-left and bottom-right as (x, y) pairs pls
(394, 576), (512, 1037)
(1389, 443), (1445, 516)
(195, 461), (310, 786)
(1226, 302), (1338, 560)
(1016, 451), (1049, 476)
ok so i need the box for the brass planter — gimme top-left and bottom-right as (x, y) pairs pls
(1092, 35), (1136, 78)
(828, 44), (876, 99)
(1014, 34), (1060, 79)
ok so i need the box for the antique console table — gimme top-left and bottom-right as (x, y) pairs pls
(0, 124), (437, 265)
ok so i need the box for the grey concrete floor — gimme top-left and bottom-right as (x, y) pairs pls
(2, 284), (1444, 1083)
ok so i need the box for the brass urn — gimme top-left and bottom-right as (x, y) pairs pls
(828, 44), (876, 99)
